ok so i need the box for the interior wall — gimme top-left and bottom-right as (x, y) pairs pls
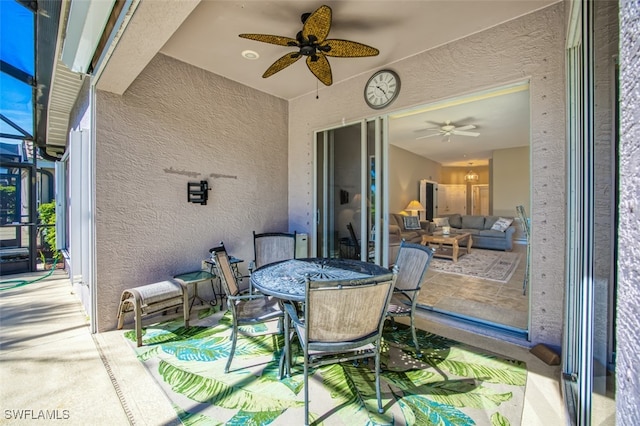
(92, 54), (288, 331)
(333, 125), (362, 241)
(388, 145), (441, 214)
(289, 3), (566, 347)
(492, 146), (531, 217)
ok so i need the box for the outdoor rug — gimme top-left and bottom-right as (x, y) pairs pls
(429, 249), (521, 283)
(124, 308), (527, 425)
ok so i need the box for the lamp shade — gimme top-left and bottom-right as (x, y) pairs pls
(405, 200), (425, 212)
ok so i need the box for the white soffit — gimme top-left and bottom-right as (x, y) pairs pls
(47, 59), (85, 150)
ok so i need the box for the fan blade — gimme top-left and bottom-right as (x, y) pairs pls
(452, 130), (480, 137)
(302, 5), (332, 43)
(453, 124), (477, 131)
(323, 39), (379, 57)
(414, 127), (440, 133)
(415, 133), (441, 140)
(239, 34), (298, 47)
(262, 53), (302, 78)
(306, 54), (332, 86)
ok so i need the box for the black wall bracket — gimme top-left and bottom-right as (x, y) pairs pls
(188, 180), (209, 205)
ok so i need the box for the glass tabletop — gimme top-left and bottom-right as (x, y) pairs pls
(250, 258), (392, 302)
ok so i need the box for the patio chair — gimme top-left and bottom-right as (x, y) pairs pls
(386, 241), (434, 357)
(346, 222), (361, 259)
(249, 231), (297, 292)
(211, 243), (284, 373)
(284, 271), (396, 425)
(516, 205), (531, 295)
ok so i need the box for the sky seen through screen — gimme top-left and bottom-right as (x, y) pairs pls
(0, 0), (35, 144)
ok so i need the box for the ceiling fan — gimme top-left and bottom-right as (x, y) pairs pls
(416, 120), (480, 141)
(239, 5), (379, 86)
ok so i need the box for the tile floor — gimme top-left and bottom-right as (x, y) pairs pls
(418, 243), (529, 329)
(0, 266), (564, 425)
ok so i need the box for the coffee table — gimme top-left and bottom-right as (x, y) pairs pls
(421, 232), (473, 263)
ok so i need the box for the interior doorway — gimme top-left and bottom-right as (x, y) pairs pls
(471, 184), (490, 215)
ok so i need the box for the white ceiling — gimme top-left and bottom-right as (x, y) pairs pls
(389, 82), (531, 166)
(96, 0), (555, 164)
(160, 0), (556, 101)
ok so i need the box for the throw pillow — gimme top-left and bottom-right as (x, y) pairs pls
(432, 217), (450, 228)
(403, 215), (421, 230)
(491, 217), (514, 232)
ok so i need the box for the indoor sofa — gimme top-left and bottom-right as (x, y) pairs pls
(439, 213), (516, 251)
(388, 213), (431, 260)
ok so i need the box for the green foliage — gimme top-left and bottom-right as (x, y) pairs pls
(0, 185), (17, 224)
(37, 201), (59, 259)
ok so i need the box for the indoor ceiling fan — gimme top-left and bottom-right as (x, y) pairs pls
(415, 120), (481, 142)
(239, 5), (379, 86)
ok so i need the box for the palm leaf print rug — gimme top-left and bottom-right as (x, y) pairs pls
(124, 308), (527, 425)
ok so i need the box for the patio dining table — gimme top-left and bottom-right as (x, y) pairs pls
(250, 257), (393, 302)
(250, 257), (394, 378)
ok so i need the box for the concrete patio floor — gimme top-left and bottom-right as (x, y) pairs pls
(0, 269), (565, 425)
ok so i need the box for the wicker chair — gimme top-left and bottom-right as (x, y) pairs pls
(284, 271), (396, 426)
(211, 244), (284, 373)
(386, 241), (434, 357)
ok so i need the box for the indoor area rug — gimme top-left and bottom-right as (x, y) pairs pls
(124, 309), (527, 426)
(429, 249), (521, 283)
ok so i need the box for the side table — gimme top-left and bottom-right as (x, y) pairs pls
(173, 270), (217, 312)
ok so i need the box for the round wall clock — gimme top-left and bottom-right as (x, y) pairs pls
(364, 69), (400, 109)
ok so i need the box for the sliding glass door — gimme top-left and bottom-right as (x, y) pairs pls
(314, 118), (390, 265)
(563, 1), (618, 423)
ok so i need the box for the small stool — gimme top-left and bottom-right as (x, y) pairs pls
(116, 279), (189, 347)
(173, 270), (217, 310)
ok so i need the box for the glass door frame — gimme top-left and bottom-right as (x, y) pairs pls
(312, 116), (390, 266)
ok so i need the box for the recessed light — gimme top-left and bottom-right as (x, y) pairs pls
(242, 50), (259, 60)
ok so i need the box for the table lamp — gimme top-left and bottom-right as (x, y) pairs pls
(405, 200), (425, 216)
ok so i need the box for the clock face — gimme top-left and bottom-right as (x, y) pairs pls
(364, 70), (400, 109)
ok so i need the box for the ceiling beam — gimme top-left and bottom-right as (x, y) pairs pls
(96, 0), (201, 95)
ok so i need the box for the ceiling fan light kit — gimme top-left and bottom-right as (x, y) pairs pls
(416, 120), (481, 141)
(239, 5), (379, 86)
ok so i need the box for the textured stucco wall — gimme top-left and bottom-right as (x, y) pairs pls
(289, 4), (566, 347)
(618, 0), (640, 423)
(94, 54), (288, 331)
